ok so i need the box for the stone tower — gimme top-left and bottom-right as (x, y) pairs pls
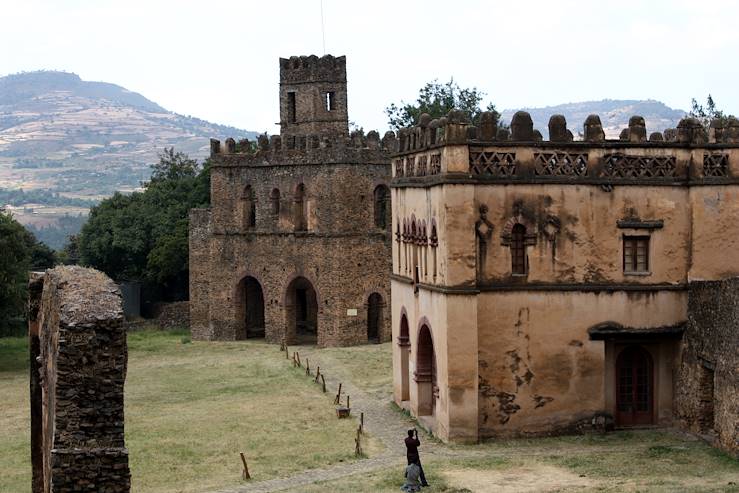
(189, 55), (397, 347)
(279, 55), (349, 140)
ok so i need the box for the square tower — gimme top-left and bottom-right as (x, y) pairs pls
(279, 55), (349, 139)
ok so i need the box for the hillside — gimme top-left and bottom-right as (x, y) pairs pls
(501, 99), (686, 139)
(0, 71), (256, 198)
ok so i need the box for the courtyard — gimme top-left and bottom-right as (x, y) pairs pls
(1, 328), (737, 492)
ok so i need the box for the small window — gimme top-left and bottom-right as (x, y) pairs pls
(287, 92), (296, 123)
(294, 183), (306, 231)
(511, 224), (527, 275)
(373, 185), (389, 229)
(326, 91), (336, 111)
(623, 236), (649, 273)
(242, 185), (255, 229)
(271, 188), (280, 215)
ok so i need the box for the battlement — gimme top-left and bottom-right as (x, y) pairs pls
(210, 129), (397, 166)
(391, 110), (739, 184)
(395, 111), (739, 154)
(279, 55), (347, 84)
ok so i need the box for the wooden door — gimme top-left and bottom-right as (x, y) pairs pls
(616, 346), (654, 426)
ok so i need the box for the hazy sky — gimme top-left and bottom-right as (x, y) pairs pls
(3, 0), (739, 134)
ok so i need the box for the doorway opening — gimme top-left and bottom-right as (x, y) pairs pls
(616, 345), (654, 426)
(367, 293), (383, 343)
(286, 277), (318, 344)
(416, 324), (436, 416)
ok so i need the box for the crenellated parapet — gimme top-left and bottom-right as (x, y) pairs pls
(392, 110), (739, 184)
(210, 129), (397, 167)
(279, 54), (346, 84)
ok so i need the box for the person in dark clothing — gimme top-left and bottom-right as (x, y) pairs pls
(404, 429), (429, 487)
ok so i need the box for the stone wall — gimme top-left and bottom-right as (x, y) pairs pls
(150, 301), (190, 329)
(29, 266), (130, 492)
(677, 279), (739, 457)
(190, 55), (394, 347)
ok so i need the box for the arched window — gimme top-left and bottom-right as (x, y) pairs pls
(271, 188), (281, 215)
(242, 185), (255, 229)
(511, 224), (527, 275)
(294, 183), (306, 231)
(373, 185), (390, 229)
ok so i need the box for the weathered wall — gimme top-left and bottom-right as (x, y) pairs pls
(476, 290), (685, 437)
(677, 279), (739, 457)
(29, 266), (130, 492)
(391, 111), (739, 443)
(150, 301), (190, 329)
(189, 209), (211, 340)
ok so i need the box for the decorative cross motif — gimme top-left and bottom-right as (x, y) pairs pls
(417, 155), (428, 176)
(602, 154), (676, 178)
(429, 154), (442, 175)
(534, 152), (588, 176)
(703, 153), (729, 177)
(405, 157), (415, 177)
(469, 150), (517, 176)
(394, 159), (404, 177)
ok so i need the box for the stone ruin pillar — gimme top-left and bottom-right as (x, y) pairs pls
(29, 266), (131, 493)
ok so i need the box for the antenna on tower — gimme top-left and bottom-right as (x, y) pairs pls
(320, 0), (326, 55)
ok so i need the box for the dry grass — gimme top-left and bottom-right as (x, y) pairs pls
(287, 431), (739, 492)
(0, 329), (368, 493)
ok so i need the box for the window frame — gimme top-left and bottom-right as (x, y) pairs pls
(622, 234), (650, 275)
(510, 223), (528, 276)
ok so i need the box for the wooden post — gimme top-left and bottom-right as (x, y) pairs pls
(346, 395), (350, 409)
(296, 352), (301, 367)
(334, 383), (342, 404)
(321, 374), (326, 393)
(360, 412), (364, 434)
(354, 427), (363, 457)
(240, 453), (251, 480)
(305, 359), (310, 375)
(285, 345), (289, 359)
(314, 366), (320, 383)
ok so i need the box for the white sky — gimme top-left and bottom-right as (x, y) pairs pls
(2, 0), (739, 134)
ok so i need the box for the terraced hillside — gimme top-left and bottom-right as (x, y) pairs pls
(0, 70), (256, 198)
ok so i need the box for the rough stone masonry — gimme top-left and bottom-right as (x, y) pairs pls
(29, 266), (130, 492)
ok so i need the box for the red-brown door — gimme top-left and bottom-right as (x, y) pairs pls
(616, 346), (654, 426)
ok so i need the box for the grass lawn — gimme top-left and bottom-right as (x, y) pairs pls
(0, 329), (366, 493)
(289, 430), (739, 492)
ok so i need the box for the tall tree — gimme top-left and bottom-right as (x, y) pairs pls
(0, 210), (55, 325)
(689, 94), (733, 129)
(77, 149), (210, 300)
(385, 78), (500, 130)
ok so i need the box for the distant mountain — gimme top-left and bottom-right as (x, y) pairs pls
(0, 70), (257, 198)
(501, 99), (686, 139)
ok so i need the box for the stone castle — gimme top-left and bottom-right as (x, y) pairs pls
(189, 55), (397, 346)
(390, 109), (739, 453)
(189, 54), (737, 456)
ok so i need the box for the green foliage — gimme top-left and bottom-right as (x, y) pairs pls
(385, 78), (500, 130)
(0, 210), (55, 326)
(690, 94), (735, 129)
(77, 148), (210, 299)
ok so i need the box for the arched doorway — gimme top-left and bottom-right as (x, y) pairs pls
(285, 276), (318, 344)
(237, 276), (265, 339)
(399, 313), (410, 401)
(616, 346), (654, 426)
(367, 293), (383, 343)
(415, 324), (436, 416)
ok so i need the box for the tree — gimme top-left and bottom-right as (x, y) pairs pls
(77, 149), (210, 301)
(689, 94), (733, 129)
(385, 78), (501, 130)
(0, 210), (55, 326)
